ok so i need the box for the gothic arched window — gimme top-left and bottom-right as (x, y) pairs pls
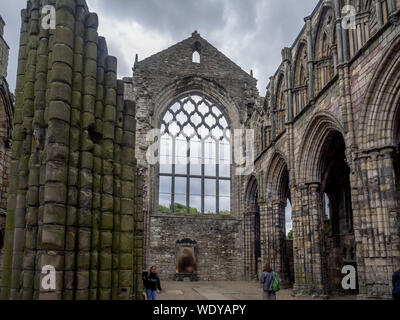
(321, 32), (329, 58)
(158, 94), (232, 215)
(192, 51), (201, 64)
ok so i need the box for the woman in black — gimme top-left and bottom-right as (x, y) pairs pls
(143, 266), (162, 300)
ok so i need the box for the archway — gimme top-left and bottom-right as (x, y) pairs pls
(244, 175), (261, 279)
(265, 153), (294, 287)
(295, 113), (356, 296)
(358, 34), (400, 297)
(320, 131), (357, 295)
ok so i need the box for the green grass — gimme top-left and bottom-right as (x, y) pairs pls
(159, 203), (231, 215)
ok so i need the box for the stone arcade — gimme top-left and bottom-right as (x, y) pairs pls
(0, 0), (399, 300)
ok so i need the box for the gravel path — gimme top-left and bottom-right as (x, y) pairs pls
(155, 281), (357, 300)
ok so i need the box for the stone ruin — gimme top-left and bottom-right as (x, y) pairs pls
(0, 0), (144, 300)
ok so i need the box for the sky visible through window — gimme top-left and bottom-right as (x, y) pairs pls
(159, 94), (231, 215)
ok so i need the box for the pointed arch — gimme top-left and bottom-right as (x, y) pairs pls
(297, 112), (346, 184)
(192, 51), (200, 63)
(244, 174), (261, 279)
(245, 175), (259, 212)
(313, 5), (336, 58)
(293, 41), (309, 115)
(314, 5), (336, 92)
(359, 33), (400, 151)
(265, 151), (290, 203)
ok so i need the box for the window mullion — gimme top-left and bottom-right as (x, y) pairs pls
(172, 136), (176, 213)
(201, 138), (205, 214)
(186, 137), (190, 214)
(216, 140), (220, 214)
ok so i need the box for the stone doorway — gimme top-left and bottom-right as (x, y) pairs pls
(175, 239), (199, 281)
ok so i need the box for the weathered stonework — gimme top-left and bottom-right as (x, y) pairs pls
(247, 0), (400, 300)
(150, 214), (242, 281)
(0, 15), (13, 288)
(0, 0), (399, 301)
(130, 31), (258, 282)
(0, 1), (143, 300)
(126, 1), (400, 300)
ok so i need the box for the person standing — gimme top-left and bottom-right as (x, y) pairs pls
(261, 264), (277, 300)
(393, 268), (400, 300)
(143, 266), (162, 301)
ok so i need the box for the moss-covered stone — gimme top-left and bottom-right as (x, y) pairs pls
(41, 225), (66, 250)
(2, 1), (144, 301)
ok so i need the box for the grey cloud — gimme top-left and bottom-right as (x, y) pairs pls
(4, 0), (319, 94)
(91, 0), (227, 39)
(91, 0), (318, 93)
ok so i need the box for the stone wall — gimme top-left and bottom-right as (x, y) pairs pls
(131, 31), (258, 279)
(248, 0), (400, 299)
(149, 214), (242, 281)
(0, 14), (13, 292)
(0, 15), (9, 79)
(0, 0), (143, 300)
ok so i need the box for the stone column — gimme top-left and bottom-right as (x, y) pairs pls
(1, 0), (143, 301)
(334, 0), (350, 62)
(11, 1), (40, 300)
(23, 1), (51, 300)
(261, 200), (291, 287)
(244, 211), (257, 279)
(304, 16), (314, 100)
(272, 200), (291, 288)
(282, 47), (293, 123)
(387, 0), (396, 14)
(0, 7), (29, 300)
(332, 45), (338, 75)
(258, 202), (268, 271)
(353, 148), (400, 299)
(269, 77), (276, 140)
(333, 0), (344, 64)
(376, 0), (384, 28)
(292, 184), (327, 297)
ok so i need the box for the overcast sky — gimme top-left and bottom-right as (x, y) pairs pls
(2, 0), (318, 95)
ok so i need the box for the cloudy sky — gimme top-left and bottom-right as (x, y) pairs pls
(3, 0), (318, 95)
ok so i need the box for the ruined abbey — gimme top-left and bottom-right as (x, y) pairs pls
(0, 0), (399, 300)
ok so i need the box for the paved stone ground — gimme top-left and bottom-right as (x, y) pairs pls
(154, 281), (357, 300)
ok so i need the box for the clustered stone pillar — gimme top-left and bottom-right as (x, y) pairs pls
(243, 211), (258, 279)
(281, 47), (292, 123)
(1, 0), (143, 300)
(260, 200), (291, 288)
(304, 16), (314, 101)
(352, 148), (400, 299)
(292, 184), (326, 296)
(268, 77), (276, 141)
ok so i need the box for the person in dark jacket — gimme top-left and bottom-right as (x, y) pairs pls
(393, 269), (400, 300)
(260, 263), (276, 300)
(143, 266), (162, 300)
